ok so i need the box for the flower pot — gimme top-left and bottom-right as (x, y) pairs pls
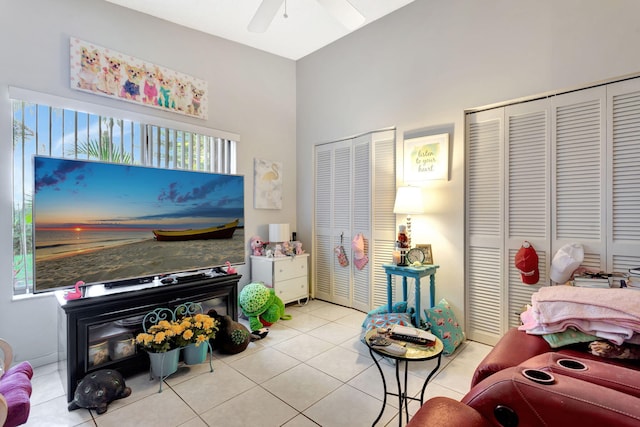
(148, 348), (180, 379)
(183, 343), (208, 365)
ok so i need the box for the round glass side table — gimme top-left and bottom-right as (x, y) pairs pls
(365, 328), (443, 426)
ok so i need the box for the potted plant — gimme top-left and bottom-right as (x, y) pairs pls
(176, 313), (218, 365)
(136, 320), (184, 379)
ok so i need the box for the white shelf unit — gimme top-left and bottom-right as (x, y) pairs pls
(250, 254), (310, 304)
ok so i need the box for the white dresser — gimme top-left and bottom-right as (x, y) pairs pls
(250, 254), (309, 304)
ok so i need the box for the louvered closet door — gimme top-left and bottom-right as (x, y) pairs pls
(313, 140), (353, 306)
(607, 79), (640, 270)
(551, 87), (606, 271)
(465, 108), (505, 345)
(331, 141), (353, 306)
(314, 130), (396, 310)
(505, 100), (549, 329)
(352, 135), (372, 311)
(371, 130), (397, 308)
(314, 144), (334, 301)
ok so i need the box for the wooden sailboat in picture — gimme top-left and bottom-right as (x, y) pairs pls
(152, 219), (239, 241)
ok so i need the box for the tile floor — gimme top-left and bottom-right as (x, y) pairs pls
(25, 299), (492, 427)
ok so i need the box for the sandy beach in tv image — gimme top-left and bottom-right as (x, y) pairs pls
(33, 157), (244, 291)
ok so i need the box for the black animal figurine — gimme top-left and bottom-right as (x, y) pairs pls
(68, 369), (131, 414)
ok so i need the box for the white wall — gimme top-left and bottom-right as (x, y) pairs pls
(0, 0), (297, 365)
(296, 0), (640, 327)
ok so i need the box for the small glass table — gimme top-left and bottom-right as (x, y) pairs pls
(365, 328), (443, 426)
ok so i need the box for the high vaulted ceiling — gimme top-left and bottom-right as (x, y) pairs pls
(103, 0), (415, 60)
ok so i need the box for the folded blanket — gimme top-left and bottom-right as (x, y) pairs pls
(519, 286), (640, 345)
(534, 286), (640, 321)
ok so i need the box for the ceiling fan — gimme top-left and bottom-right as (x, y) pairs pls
(248, 0), (365, 33)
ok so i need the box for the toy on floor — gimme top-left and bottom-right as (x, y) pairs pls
(68, 369), (131, 414)
(239, 282), (292, 332)
(208, 309), (253, 353)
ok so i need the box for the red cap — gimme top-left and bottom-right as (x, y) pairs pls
(515, 241), (539, 285)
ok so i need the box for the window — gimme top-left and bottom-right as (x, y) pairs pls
(11, 88), (238, 296)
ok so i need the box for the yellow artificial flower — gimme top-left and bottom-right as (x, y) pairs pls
(153, 331), (166, 344)
(182, 329), (194, 341)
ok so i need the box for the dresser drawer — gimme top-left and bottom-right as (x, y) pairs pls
(276, 276), (308, 304)
(273, 256), (308, 282)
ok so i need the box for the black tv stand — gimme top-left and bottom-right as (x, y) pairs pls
(56, 273), (241, 402)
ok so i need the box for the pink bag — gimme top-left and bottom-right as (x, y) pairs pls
(335, 232), (349, 267)
(352, 233), (369, 270)
(335, 245), (349, 267)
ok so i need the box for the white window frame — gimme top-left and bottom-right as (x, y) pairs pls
(10, 87), (239, 296)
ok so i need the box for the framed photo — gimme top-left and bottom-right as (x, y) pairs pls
(403, 133), (449, 182)
(70, 37), (208, 119)
(254, 158), (283, 209)
(416, 244), (433, 265)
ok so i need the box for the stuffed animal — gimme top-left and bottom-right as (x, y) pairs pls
(68, 369), (131, 414)
(250, 235), (265, 256)
(239, 282), (291, 332)
(207, 309), (252, 354)
(294, 241), (304, 255)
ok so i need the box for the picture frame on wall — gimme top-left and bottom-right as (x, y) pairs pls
(69, 37), (209, 119)
(403, 133), (449, 182)
(254, 158), (283, 209)
(416, 244), (433, 265)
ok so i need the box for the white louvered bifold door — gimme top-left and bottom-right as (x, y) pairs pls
(465, 108), (505, 345)
(331, 141), (353, 307)
(551, 87), (606, 272)
(313, 130), (396, 310)
(505, 100), (549, 329)
(314, 144), (334, 301)
(352, 135), (371, 311)
(371, 130), (397, 309)
(466, 77), (640, 347)
(608, 79), (640, 271)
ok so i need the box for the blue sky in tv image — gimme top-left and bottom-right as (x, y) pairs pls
(33, 156), (244, 231)
(32, 156), (245, 292)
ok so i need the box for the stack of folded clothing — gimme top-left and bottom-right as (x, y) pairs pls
(519, 286), (640, 345)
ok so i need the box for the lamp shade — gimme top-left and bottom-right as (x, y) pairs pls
(269, 223), (290, 242)
(393, 186), (424, 214)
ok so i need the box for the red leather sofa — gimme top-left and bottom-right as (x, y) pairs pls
(407, 328), (640, 427)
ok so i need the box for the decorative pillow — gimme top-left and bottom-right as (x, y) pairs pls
(361, 312), (414, 344)
(424, 298), (465, 356)
(361, 302), (410, 328)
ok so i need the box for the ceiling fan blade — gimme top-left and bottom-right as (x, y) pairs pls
(316, 0), (365, 30)
(248, 0), (285, 33)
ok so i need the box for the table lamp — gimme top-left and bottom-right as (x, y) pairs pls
(269, 223), (290, 243)
(393, 186), (424, 247)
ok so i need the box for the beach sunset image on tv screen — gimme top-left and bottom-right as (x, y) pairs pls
(33, 156), (244, 293)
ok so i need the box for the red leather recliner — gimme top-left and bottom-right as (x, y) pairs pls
(409, 354), (640, 427)
(471, 327), (640, 387)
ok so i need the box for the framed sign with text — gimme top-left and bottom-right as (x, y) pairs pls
(403, 133), (449, 182)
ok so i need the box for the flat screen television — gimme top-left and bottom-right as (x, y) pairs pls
(33, 156), (244, 293)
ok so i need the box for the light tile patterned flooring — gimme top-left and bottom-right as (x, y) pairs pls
(25, 299), (492, 427)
